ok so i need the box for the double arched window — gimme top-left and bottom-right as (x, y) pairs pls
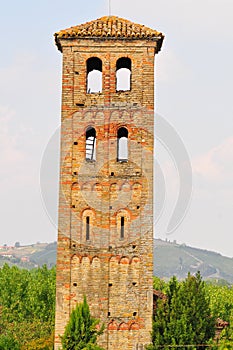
(86, 57), (102, 94)
(85, 126), (128, 163)
(117, 127), (128, 162)
(116, 57), (131, 91)
(86, 57), (132, 93)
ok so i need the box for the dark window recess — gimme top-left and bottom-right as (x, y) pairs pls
(108, 312), (111, 316)
(76, 103), (85, 107)
(116, 57), (132, 91)
(132, 245), (136, 249)
(73, 282), (77, 287)
(73, 244), (76, 248)
(72, 205), (75, 208)
(133, 312), (137, 316)
(117, 127), (128, 162)
(86, 216), (90, 240)
(132, 282), (137, 286)
(86, 57), (102, 93)
(120, 216), (125, 239)
(74, 141), (78, 145)
(86, 127), (96, 161)
(73, 171), (77, 175)
(109, 283), (113, 287)
(137, 205), (140, 209)
(111, 172), (114, 176)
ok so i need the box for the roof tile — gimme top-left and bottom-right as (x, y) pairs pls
(55, 15), (164, 42)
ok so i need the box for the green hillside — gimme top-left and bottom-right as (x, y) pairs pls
(1, 239), (233, 284)
(154, 239), (233, 284)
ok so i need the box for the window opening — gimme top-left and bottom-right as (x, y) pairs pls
(86, 57), (102, 93)
(120, 216), (125, 239)
(116, 57), (131, 91)
(86, 216), (90, 240)
(86, 127), (96, 161)
(117, 127), (128, 161)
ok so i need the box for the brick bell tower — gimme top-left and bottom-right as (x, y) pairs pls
(54, 16), (164, 350)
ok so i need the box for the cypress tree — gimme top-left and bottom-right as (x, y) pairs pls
(60, 296), (104, 350)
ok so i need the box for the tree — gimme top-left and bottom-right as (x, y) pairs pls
(60, 296), (104, 350)
(147, 272), (215, 350)
(0, 264), (55, 349)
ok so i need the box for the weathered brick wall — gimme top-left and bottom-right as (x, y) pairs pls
(54, 35), (159, 350)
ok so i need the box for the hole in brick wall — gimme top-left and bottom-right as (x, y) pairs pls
(109, 283), (113, 287)
(75, 71), (79, 74)
(73, 282), (77, 287)
(116, 57), (131, 91)
(132, 282), (137, 286)
(132, 245), (136, 249)
(72, 205), (75, 208)
(74, 141), (78, 145)
(117, 127), (128, 162)
(73, 172), (77, 175)
(109, 206), (112, 209)
(133, 312), (137, 316)
(86, 127), (96, 161)
(137, 205), (140, 209)
(73, 244), (76, 248)
(86, 57), (102, 93)
(111, 172), (114, 176)
(86, 216), (90, 241)
(120, 216), (125, 239)
(108, 312), (111, 316)
(76, 103), (85, 107)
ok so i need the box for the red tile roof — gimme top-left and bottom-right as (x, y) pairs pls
(55, 16), (164, 49)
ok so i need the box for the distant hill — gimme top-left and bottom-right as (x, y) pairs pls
(0, 242), (57, 269)
(0, 240), (232, 284)
(154, 239), (233, 284)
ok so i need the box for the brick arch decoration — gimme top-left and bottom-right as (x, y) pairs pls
(130, 256), (141, 264)
(119, 256), (130, 264)
(118, 322), (129, 331)
(81, 182), (92, 191)
(129, 322), (140, 331)
(71, 254), (80, 265)
(79, 255), (91, 264)
(108, 320), (118, 331)
(91, 256), (101, 268)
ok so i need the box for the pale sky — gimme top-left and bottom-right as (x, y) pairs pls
(0, 0), (233, 257)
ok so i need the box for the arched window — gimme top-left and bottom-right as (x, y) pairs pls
(116, 57), (131, 91)
(86, 127), (96, 161)
(86, 57), (102, 93)
(117, 127), (128, 162)
(116, 210), (130, 240)
(120, 216), (125, 239)
(82, 209), (95, 241)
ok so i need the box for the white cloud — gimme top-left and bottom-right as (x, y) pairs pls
(193, 137), (233, 186)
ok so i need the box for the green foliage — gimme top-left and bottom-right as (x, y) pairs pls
(0, 333), (20, 350)
(60, 296), (104, 350)
(205, 282), (233, 349)
(148, 272), (215, 350)
(0, 264), (55, 349)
